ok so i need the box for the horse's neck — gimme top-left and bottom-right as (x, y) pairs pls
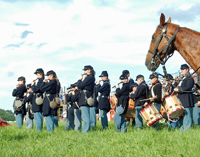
(174, 27), (200, 73)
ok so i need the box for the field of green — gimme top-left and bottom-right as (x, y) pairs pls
(1, 120), (200, 157)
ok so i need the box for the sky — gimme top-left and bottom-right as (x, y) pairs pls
(1, 0), (200, 111)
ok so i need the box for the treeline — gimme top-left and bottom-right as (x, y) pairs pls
(0, 109), (15, 121)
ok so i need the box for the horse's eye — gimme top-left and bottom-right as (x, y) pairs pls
(152, 36), (155, 40)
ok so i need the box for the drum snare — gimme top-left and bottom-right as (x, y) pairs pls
(110, 94), (117, 109)
(164, 95), (185, 119)
(139, 104), (162, 126)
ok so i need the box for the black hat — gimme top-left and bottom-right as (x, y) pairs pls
(72, 82), (78, 87)
(149, 73), (158, 79)
(99, 71), (108, 77)
(46, 70), (56, 76)
(17, 76), (26, 81)
(34, 68), (44, 74)
(165, 74), (173, 80)
(119, 74), (128, 80)
(130, 83), (138, 88)
(180, 64), (189, 70)
(70, 84), (76, 88)
(26, 84), (31, 89)
(136, 74), (144, 81)
(122, 70), (129, 75)
(83, 65), (93, 70)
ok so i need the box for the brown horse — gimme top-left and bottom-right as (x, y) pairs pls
(145, 13), (200, 75)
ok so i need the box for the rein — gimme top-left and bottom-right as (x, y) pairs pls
(148, 23), (181, 65)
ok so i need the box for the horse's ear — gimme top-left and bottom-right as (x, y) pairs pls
(160, 13), (165, 26)
(167, 17), (171, 23)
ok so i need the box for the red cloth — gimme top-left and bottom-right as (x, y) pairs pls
(0, 118), (11, 127)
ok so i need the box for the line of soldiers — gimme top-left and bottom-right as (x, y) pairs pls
(12, 68), (61, 132)
(12, 64), (200, 133)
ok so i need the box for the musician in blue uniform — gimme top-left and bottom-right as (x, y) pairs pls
(24, 84), (34, 129)
(130, 75), (149, 129)
(12, 76), (27, 128)
(163, 74), (178, 129)
(174, 64), (194, 131)
(122, 70), (134, 92)
(71, 84), (81, 131)
(77, 65), (95, 133)
(96, 71), (111, 129)
(148, 73), (162, 130)
(53, 78), (61, 128)
(64, 86), (75, 130)
(192, 90), (200, 125)
(40, 70), (58, 132)
(114, 74), (129, 132)
(31, 68), (44, 131)
(90, 87), (98, 129)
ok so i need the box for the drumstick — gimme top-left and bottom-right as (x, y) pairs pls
(171, 84), (179, 95)
(161, 87), (170, 101)
(140, 96), (157, 102)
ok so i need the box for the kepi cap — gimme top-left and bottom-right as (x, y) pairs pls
(46, 70), (56, 76)
(149, 73), (158, 79)
(17, 76), (26, 81)
(119, 74), (128, 80)
(130, 83), (138, 88)
(99, 71), (108, 77)
(180, 64), (189, 70)
(122, 70), (129, 75)
(165, 74), (173, 80)
(34, 68), (44, 74)
(83, 65), (93, 70)
(26, 84), (31, 89)
(136, 74), (144, 81)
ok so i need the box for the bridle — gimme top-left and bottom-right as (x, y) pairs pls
(148, 23), (181, 65)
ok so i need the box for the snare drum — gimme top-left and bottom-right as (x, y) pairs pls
(125, 99), (135, 118)
(139, 104), (162, 126)
(164, 95), (185, 119)
(110, 95), (117, 109)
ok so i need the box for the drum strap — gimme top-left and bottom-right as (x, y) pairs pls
(178, 76), (185, 86)
(151, 84), (157, 98)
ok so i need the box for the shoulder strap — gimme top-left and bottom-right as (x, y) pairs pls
(75, 102), (80, 109)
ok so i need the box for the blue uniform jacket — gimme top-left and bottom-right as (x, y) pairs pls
(115, 83), (129, 114)
(12, 84), (27, 115)
(128, 78), (134, 92)
(77, 74), (95, 106)
(71, 90), (80, 109)
(96, 80), (111, 112)
(177, 73), (194, 108)
(31, 78), (44, 112)
(65, 93), (73, 107)
(130, 81), (149, 106)
(40, 79), (57, 116)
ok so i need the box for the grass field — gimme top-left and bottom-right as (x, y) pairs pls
(1, 120), (200, 157)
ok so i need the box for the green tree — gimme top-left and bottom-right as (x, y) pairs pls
(0, 109), (15, 121)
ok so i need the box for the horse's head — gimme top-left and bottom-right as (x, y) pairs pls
(145, 13), (179, 71)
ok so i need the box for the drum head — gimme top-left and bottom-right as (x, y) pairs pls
(169, 109), (185, 119)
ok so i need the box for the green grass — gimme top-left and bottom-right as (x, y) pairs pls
(1, 121), (200, 157)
